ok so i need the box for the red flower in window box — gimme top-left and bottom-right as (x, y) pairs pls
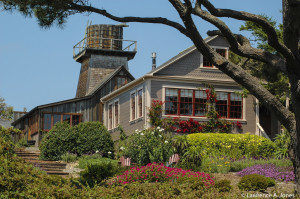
(235, 121), (242, 129)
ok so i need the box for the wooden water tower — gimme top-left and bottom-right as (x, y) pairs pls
(73, 24), (137, 98)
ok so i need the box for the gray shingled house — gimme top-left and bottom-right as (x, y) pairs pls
(101, 35), (280, 140)
(12, 24), (279, 146)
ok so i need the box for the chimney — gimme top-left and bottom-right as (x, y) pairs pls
(152, 52), (157, 70)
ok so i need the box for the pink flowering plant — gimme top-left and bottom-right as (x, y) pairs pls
(108, 163), (214, 188)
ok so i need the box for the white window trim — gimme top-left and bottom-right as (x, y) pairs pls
(130, 90), (136, 122)
(108, 102), (113, 130)
(113, 99), (120, 129)
(162, 86), (246, 121)
(200, 46), (229, 69)
(137, 86), (144, 119)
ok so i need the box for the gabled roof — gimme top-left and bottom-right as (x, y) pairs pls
(101, 35), (229, 102)
(12, 66), (135, 125)
(86, 65), (135, 96)
(147, 35), (219, 76)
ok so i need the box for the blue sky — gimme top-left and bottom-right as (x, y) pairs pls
(0, 0), (282, 112)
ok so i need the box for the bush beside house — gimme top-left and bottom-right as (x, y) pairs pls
(39, 121), (114, 161)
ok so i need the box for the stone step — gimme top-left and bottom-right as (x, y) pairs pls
(16, 152), (40, 157)
(46, 171), (69, 176)
(20, 157), (40, 161)
(16, 150), (69, 177)
(40, 167), (66, 172)
(33, 164), (67, 169)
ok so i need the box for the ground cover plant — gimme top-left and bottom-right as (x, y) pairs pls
(237, 164), (295, 182)
(39, 121), (114, 160)
(229, 157), (292, 172)
(108, 163), (215, 187)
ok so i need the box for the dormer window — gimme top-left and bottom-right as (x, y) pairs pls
(201, 48), (228, 68)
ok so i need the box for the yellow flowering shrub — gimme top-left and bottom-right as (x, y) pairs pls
(187, 133), (277, 158)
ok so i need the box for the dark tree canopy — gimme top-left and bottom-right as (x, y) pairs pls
(1, 0), (300, 194)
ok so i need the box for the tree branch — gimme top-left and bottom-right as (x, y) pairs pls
(192, 4), (287, 73)
(199, 0), (296, 65)
(69, 2), (189, 36)
(173, 2), (296, 133)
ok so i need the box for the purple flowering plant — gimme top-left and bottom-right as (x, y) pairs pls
(237, 164), (294, 182)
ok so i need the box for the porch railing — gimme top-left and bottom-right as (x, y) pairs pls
(256, 123), (271, 140)
(73, 37), (137, 57)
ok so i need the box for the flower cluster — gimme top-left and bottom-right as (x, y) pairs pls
(108, 163), (214, 187)
(237, 164), (294, 182)
(176, 118), (203, 133)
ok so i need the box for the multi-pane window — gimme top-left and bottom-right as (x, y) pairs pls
(63, 115), (71, 124)
(42, 113), (82, 131)
(108, 104), (113, 130)
(230, 93), (242, 119)
(180, 89), (193, 115)
(195, 91), (207, 116)
(138, 89), (143, 118)
(114, 101), (119, 127)
(44, 114), (51, 131)
(165, 88), (178, 115)
(165, 88), (242, 119)
(131, 92), (136, 120)
(216, 92), (228, 117)
(202, 48), (227, 68)
(53, 114), (61, 126)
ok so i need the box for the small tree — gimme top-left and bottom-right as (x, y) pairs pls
(0, 97), (13, 120)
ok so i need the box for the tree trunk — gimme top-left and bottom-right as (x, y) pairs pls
(289, 81), (300, 194)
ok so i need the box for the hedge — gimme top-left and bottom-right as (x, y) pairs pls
(186, 133), (277, 158)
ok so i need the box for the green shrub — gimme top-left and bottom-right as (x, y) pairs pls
(118, 127), (173, 166)
(16, 137), (29, 148)
(187, 133), (277, 158)
(79, 158), (118, 187)
(274, 127), (290, 159)
(39, 122), (72, 160)
(78, 156), (118, 169)
(238, 174), (272, 191)
(72, 122), (114, 158)
(39, 121), (114, 160)
(178, 146), (203, 171)
(61, 152), (78, 163)
(201, 156), (231, 173)
(215, 180), (232, 192)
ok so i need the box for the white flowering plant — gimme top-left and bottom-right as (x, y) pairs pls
(118, 127), (174, 166)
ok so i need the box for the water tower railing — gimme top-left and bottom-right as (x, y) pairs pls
(73, 37), (137, 57)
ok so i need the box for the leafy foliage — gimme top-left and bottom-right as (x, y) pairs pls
(238, 174), (275, 191)
(79, 158), (119, 187)
(0, 97), (13, 120)
(60, 152), (78, 163)
(186, 133), (277, 159)
(39, 121), (114, 160)
(108, 163), (215, 187)
(229, 157), (293, 172)
(274, 127), (290, 159)
(214, 180), (232, 192)
(118, 127), (173, 166)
